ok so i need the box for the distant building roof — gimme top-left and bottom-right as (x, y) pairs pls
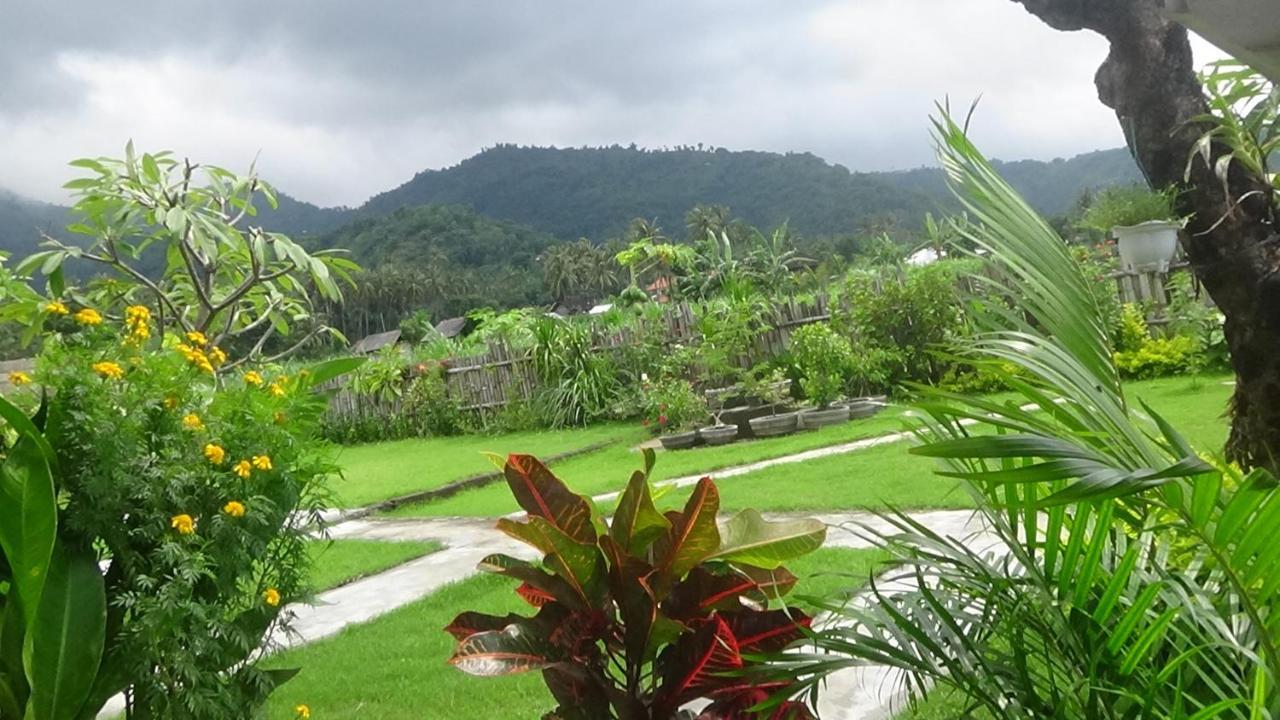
(351, 329), (402, 354)
(435, 317), (468, 339)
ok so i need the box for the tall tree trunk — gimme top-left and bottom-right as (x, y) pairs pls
(1012, 0), (1280, 469)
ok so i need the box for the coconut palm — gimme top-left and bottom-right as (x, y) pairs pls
(766, 109), (1280, 718)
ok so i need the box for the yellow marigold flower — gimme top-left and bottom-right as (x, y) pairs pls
(170, 514), (196, 535)
(186, 330), (208, 346)
(295, 704), (310, 719)
(181, 413), (204, 431)
(204, 443), (226, 465)
(43, 300), (69, 315)
(251, 455), (273, 471)
(263, 587), (281, 607)
(8, 371), (32, 386)
(91, 361), (125, 380)
(233, 460), (252, 479)
(123, 305), (151, 344)
(125, 305), (150, 322)
(74, 308), (103, 325)
(209, 346), (227, 366)
(268, 382), (286, 398)
(243, 370), (264, 387)
(222, 500), (246, 518)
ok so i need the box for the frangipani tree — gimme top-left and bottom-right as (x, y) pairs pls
(6, 144), (357, 364)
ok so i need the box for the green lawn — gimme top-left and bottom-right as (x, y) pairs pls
(384, 406), (914, 517)
(327, 423), (643, 507)
(652, 374), (1233, 514)
(308, 539), (442, 592)
(267, 545), (889, 718)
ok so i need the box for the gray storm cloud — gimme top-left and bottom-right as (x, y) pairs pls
(0, 0), (1216, 207)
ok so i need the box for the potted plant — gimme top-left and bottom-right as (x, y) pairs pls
(1080, 185), (1182, 271)
(746, 367), (799, 437)
(790, 322), (854, 429)
(698, 392), (740, 445)
(641, 377), (708, 450)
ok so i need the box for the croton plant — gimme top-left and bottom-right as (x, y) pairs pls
(445, 451), (826, 719)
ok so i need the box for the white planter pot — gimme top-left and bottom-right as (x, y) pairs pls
(1114, 221), (1179, 271)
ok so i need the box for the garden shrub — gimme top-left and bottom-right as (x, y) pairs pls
(789, 322), (854, 407)
(532, 316), (620, 427)
(1114, 335), (1199, 379)
(640, 376), (708, 433)
(5, 309), (339, 718)
(400, 363), (470, 436)
(445, 454), (824, 719)
(835, 262), (966, 386)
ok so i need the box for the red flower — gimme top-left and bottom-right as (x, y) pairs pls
(658, 414), (668, 425)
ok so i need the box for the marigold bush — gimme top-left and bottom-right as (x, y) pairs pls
(6, 308), (338, 718)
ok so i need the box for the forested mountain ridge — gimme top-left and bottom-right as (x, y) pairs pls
(0, 144), (1141, 261)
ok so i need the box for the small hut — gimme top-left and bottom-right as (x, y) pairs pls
(351, 329), (402, 355)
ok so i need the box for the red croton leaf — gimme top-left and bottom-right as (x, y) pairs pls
(504, 454), (597, 544)
(447, 621), (562, 676)
(517, 582), (556, 607)
(666, 567), (761, 620)
(723, 608), (812, 653)
(600, 535), (658, 668)
(543, 664), (612, 719)
(652, 477), (721, 590)
(697, 694), (817, 720)
(443, 611), (525, 642)
(655, 615), (743, 713)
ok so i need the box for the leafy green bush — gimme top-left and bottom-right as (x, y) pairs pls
(2, 309), (349, 719)
(1079, 184), (1179, 232)
(789, 322), (854, 407)
(446, 453), (824, 719)
(1166, 274), (1230, 372)
(1114, 335), (1199, 378)
(835, 263), (966, 386)
(640, 377), (708, 433)
(401, 364), (470, 436)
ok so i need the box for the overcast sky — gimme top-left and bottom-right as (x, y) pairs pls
(0, 1), (1224, 208)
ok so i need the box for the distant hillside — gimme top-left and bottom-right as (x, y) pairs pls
(0, 190), (73, 260)
(882, 148), (1142, 217)
(356, 145), (934, 240)
(0, 145), (1143, 264)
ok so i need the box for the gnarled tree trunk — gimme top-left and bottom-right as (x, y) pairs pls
(1012, 0), (1280, 469)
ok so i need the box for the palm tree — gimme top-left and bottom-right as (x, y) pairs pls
(767, 109), (1279, 718)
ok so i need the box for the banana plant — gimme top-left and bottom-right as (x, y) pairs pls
(445, 451), (826, 719)
(762, 107), (1280, 718)
(0, 395), (108, 720)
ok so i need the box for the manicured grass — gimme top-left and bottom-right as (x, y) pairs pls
(656, 374), (1233, 515)
(308, 539), (442, 592)
(385, 406), (913, 518)
(264, 546), (888, 719)
(328, 423), (644, 507)
(367, 374), (1232, 518)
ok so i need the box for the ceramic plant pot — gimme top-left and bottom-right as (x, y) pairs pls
(698, 424), (740, 446)
(798, 405), (851, 429)
(748, 412), (799, 437)
(659, 430), (699, 450)
(1114, 221), (1179, 271)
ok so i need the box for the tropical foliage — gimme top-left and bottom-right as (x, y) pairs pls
(445, 453), (825, 719)
(766, 109), (1276, 718)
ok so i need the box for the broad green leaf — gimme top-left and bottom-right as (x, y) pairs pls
(25, 547), (106, 720)
(710, 509), (826, 569)
(303, 356), (366, 388)
(0, 436), (58, 627)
